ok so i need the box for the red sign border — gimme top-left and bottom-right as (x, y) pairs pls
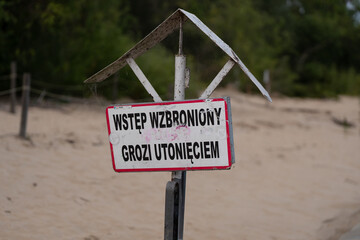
(106, 98), (232, 172)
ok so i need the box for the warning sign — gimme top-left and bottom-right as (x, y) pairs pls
(106, 98), (235, 172)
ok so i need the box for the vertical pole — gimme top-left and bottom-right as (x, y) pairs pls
(173, 54), (186, 240)
(164, 16), (187, 240)
(19, 73), (31, 138)
(178, 16), (183, 56)
(173, 15), (186, 240)
(10, 61), (17, 113)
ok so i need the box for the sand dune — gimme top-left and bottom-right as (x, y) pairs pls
(1, 89), (359, 240)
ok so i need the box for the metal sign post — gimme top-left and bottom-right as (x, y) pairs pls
(166, 18), (186, 240)
(84, 8), (271, 240)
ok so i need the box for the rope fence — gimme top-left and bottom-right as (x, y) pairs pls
(0, 86), (85, 100)
(32, 79), (85, 92)
(1, 62), (116, 138)
(0, 60), (154, 107)
(31, 87), (87, 103)
(0, 87), (22, 97)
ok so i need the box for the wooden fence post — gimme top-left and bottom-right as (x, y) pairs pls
(10, 61), (17, 113)
(19, 73), (31, 138)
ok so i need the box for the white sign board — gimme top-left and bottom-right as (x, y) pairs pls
(106, 98), (235, 172)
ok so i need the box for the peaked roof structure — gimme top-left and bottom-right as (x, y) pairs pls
(84, 9), (271, 102)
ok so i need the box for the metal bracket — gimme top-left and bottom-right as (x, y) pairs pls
(164, 179), (180, 240)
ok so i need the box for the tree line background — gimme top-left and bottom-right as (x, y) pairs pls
(1, 0), (359, 101)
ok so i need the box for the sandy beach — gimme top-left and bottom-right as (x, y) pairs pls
(1, 88), (359, 240)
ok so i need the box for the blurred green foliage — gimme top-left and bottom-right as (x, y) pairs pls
(0, 0), (359, 100)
